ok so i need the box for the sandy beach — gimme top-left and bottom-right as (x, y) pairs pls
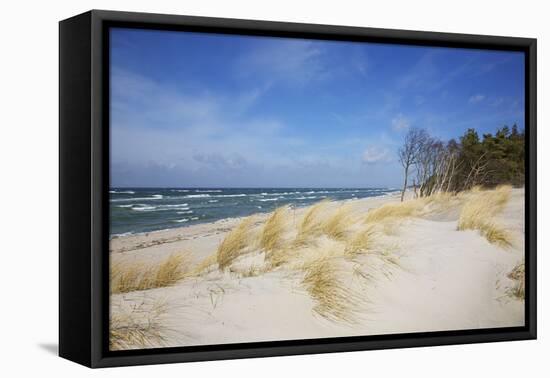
(110, 188), (525, 350)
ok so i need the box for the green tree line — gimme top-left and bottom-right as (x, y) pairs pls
(398, 125), (525, 200)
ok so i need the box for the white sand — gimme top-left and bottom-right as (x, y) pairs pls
(110, 189), (525, 349)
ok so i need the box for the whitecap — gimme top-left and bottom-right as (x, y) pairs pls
(158, 203), (189, 208)
(111, 231), (134, 238)
(110, 195), (163, 202)
(132, 206), (156, 211)
(184, 194), (211, 198)
(110, 190), (135, 194)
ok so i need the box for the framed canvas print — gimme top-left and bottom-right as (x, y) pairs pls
(59, 10), (537, 368)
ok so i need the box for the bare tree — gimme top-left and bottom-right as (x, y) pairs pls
(415, 138), (446, 197)
(462, 151), (490, 190)
(398, 128), (428, 202)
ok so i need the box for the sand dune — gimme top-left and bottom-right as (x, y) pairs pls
(110, 188), (525, 350)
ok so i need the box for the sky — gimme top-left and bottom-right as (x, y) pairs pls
(110, 28), (525, 188)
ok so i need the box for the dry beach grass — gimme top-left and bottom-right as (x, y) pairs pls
(457, 185), (513, 247)
(109, 186), (525, 349)
(110, 253), (191, 294)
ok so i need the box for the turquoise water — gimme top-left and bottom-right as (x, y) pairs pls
(110, 187), (398, 237)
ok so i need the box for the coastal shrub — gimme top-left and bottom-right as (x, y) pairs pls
(216, 216), (254, 270)
(110, 253), (190, 294)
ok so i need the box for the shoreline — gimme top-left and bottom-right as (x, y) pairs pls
(110, 191), (403, 255)
(109, 188), (402, 238)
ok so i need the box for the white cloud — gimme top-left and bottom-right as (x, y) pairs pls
(468, 94), (485, 104)
(391, 114), (411, 131)
(362, 146), (392, 164)
(238, 40), (328, 86)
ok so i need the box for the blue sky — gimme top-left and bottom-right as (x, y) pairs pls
(110, 28), (525, 188)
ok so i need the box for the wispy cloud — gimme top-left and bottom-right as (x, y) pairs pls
(362, 146), (393, 164)
(237, 40), (328, 87)
(397, 50), (477, 94)
(468, 94), (486, 104)
(110, 68), (398, 187)
(391, 114), (411, 131)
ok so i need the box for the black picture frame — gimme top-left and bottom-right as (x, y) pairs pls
(59, 9), (537, 368)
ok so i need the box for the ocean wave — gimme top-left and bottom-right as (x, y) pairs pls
(131, 205), (191, 212)
(208, 200), (219, 203)
(195, 189), (223, 193)
(158, 203), (189, 208)
(260, 190), (361, 196)
(177, 210), (193, 214)
(132, 206), (156, 211)
(111, 231), (134, 238)
(171, 189), (189, 192)
(173, 218), (189, 223)
(257, 197), (280, 202)
(110, 194), (163, 202)
(184, 194), (211, 198)
(260, 191), (301, 196)
(110, 190), (136, 194)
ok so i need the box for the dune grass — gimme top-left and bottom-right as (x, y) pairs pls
(293, 200), (329, 246)
(481, 221), (513, 246)
(365, 200), (422, 223)
(260, 206), (288, 252)
(217, 216), (255, 270)
(423, 191), (461, 210)
(110, 253), (191, 294)
(191, 253), (218, 276)
(110, 301), (168, 351)
(301, 257), (358, 323)
(265, 247), (295, 269)
(344, 225), (376, 259)
(457, 185), (513, 247)
(323, 204), (353, 240)
(507, 261), (525, 299)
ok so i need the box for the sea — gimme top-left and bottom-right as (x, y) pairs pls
(110, 187), (399, 237)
